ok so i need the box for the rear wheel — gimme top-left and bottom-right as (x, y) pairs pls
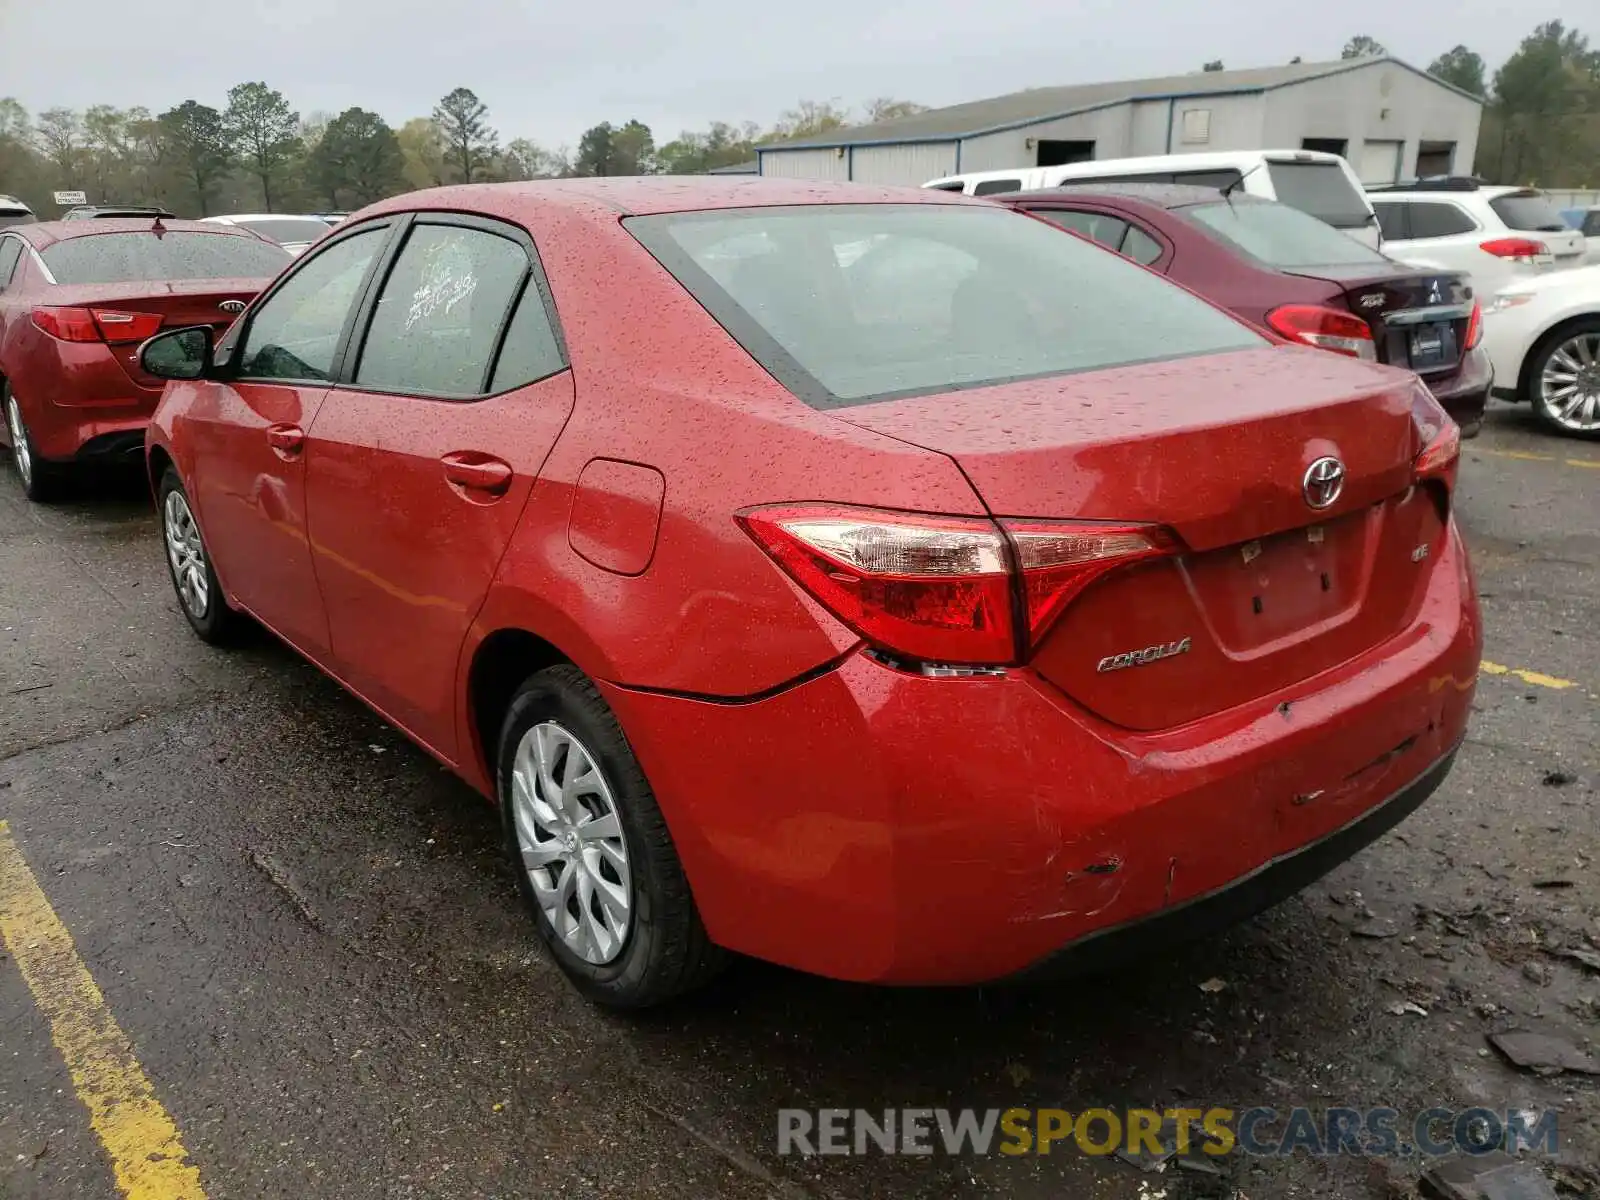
(158, 468), (239, 644)
(4, 385), (64, 502)
(1525, 318), (1600, 439)
(498, 664), (724, 1008)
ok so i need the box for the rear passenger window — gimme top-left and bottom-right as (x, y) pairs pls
(1032, 209), (1128, 250)
(1405, 202), (1476, 239)
(490, 283), (566, 391)
(1172, 170), (1243, 189)
(1372, 203), (1408, 241)
(1123, 226), (1164, 265)
(355, 223), (529, 397)
(0, 238), (23, 289)
(972, 179), (1023, 196)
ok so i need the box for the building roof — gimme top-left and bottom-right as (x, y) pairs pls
(706, 160), (759, 175)
(763, 56), (1480, 151)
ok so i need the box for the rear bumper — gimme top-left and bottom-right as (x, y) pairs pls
(1424, 345), (1492, 436)
(601, 522), (1481, 985)
(9, 344), (161, 461)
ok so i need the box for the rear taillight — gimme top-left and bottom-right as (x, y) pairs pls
(1479, 237), (1548, 264)
(1265, 304), (1376, 360)
(737, 504), (1178, 666)
(1464, 300), (1482, 350)
(31, 306), (163, 345)
(1411, 385), (1460, 486)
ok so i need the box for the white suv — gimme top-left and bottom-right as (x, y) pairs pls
(0, 195), (35, 229)
(1368, 181), (1587, 300)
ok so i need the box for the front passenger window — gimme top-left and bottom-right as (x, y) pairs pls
(238, 227), (385, 382)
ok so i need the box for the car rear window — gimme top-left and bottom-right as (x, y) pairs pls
(1184, 199), (1389, 267)
(237, 218), (333, 244)
(1488, 191), (1571, 233)
(627, 203), (1264, 409)
(40, 231), (291, 284)
(1265, 161), (1372, 229)
(0, 212), (35, 228)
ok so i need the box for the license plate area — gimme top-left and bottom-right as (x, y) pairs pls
(1408, 321), (1457, 371)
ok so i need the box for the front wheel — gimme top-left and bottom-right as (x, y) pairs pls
(1526, 318), (1600, 440)
(158, 469), (239, 644)
(499, 664), (724, 1008)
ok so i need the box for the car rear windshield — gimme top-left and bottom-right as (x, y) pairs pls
(1488, 191), (1571, 233)
(1265, 161), (1372, 229)
(1184, 199), (1388, 267)
(0, 212), (35, 228)
(40, 231), (290, 284)
(237, 218), (331, 244)
(627, 204), (1264, 408)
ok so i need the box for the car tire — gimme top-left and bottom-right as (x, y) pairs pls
(4, 384), (64, 503)
(1523, 316), (1600, 440)
(498, 664), (724, 1008)
(157, 468), (239, 644)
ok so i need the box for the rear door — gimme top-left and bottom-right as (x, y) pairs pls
(302, 214), (575, 761)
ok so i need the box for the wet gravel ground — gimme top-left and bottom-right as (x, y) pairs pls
(1, 402), (1596, 1200)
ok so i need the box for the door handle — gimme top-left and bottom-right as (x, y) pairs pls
(441, 453), (513, 497)
(266, 423), (305, 458)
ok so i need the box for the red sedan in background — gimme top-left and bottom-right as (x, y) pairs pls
(141, 178), (1479, 1008)
(0, 217), (289, 500)
(999, 185), (1493, 436)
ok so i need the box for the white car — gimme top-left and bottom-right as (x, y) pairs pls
(925, 150), (1382, 249)
(1367, 181), (1588, 301)
(0, 194), (35, 229)
(199, 213), (333, 256)
(1560, 205), (1600, 259)
(1481, 262), (1600, 439)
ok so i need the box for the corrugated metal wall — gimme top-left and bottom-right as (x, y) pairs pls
(757, 148), (849, 181)
(847, 143), (959, 186)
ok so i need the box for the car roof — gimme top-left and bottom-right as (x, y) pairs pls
(15, 218), (266, 248)
(352, 177), (981, 222)
(1002, 183), (1249, 210)
(203, 213), (328, 223)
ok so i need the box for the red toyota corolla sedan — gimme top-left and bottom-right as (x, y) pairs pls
(0, 217), (289, 500)
(140, 179), (1480, 1008)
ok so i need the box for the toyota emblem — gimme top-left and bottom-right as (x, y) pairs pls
(218, 299), (246, 314)
(1302, 457), (1345, 510)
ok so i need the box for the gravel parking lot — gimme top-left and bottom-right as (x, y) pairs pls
(1, 402), (1596, 1200)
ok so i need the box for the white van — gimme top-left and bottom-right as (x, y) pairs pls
(924, 150), (1381, 249)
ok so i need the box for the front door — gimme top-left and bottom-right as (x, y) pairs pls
(304, 216), (574, 760)
(190, 222), (392, 656)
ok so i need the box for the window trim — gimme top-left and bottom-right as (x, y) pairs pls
(0, 233), (25, 291)
(1019, 203), (1174, 270)
(337, 211), (570, 403)
(222, 217), (401, 386)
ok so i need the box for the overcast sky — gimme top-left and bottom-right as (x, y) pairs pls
(0, 1), (1553, 149)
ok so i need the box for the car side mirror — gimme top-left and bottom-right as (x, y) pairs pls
(139, 325), (214, 381)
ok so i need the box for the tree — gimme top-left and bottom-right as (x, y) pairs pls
(499, 137), (567, 180)
(1487, 20), (1600, 184)
(1427, 46), (1487, 95)
(863, 98), (930, 122)
(398, 118), (448, 189)
(609, 119), (656, 174)
(1341, 35), (1387, 59)
(308, 107), (403, 208)
(431, 88), (497, 183)
(1202, 60), (1225, 72)
(768, 100), (850, 141)
(573, 122), (617, 176)
(157, 101), (232, 216)
(222, 83), (300, 211)
(33, 108), (84, 181)
(657, 120), (761, 174)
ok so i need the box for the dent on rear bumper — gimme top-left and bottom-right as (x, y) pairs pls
(601, 524), (1480, 985)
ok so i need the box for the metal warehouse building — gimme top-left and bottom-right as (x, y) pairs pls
(756, 57), (1482, 188)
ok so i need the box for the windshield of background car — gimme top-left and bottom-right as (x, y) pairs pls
(40, 231), (291, 284)
(626, 203), (1265, 409)
(1184, 199), (1389, 267)
(1488, 191), (1572, 233)
(0, 212), (35, 229)
(239, 218), (333, 244)
(1265, 162), (1372, 229)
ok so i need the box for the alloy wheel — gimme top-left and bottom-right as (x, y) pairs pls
(5, 394), (33, 490)
(163, 490), (210, 619)
(1539, 332), (1600, 432)
(509, 721), (633, 965)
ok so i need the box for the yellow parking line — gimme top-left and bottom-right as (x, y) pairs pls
(1568, 458), (1600, 470)
(0, 822), (205, 1199)
(1480, 661), (1578, 691)
(1472, 448), (1600, 470)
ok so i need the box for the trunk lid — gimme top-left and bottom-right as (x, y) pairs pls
(832, 346), (1442, 729)
(1286, 263), (1473, 378)
(54, 278), (266, 387)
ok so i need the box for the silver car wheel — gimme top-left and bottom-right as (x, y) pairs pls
(5, 394), (33, 490)
(1539, 332), (1600, 432)
(163, 489), (210, 619)
(509, 721), (633, 965)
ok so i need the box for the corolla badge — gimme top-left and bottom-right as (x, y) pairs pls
(1097, 637), (1192, 673)
(218, 299), (247, 314)
(1302, 456), (1345, 510)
